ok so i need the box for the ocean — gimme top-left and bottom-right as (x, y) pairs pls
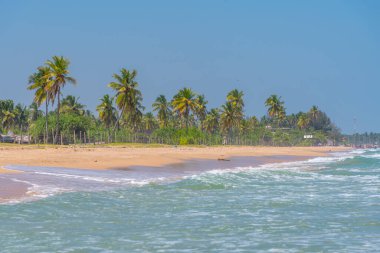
(0, 149), (379, 252)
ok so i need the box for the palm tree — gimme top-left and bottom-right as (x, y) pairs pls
(0, 100), (14, 127)
(227, 89), (244, 110)
(0, 100), (14, 115)
(286, 113), (298, 129)
(142, 112), (158, 132)
(14, 104), (29, 144)
(309, 105), (319, 120)
(45, 56), (76, 143)
(221, 102), (240, 134)
(108, 68), (143, 130)
(96, 94), (117, 129)
(152, 95), (171, 128)
(28, 102), (43, 122)
(28, 66), (52, 143)
(225, 89), (244, 129)
(2, 110), (15, 132)
(265, 95), (285, 127)
(171, 88), (198, 129)
(204, 108), (220, 134)
(240, 116), (259, 134)
(194, 94), (208, 128)
(297, 114), (310, 130)
(61, 95), (85, 115)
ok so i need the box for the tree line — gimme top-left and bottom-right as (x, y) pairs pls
(0, 56), (343, 146)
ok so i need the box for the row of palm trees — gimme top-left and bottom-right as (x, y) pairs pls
(95, 66), (249, 134)
(97, 67), (322, 135)
(21, 56), (333, 144)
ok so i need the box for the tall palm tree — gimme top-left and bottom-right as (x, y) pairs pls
(221, 102), (240, 134)
(28, 66), (52, 143)
(28, 102), (43, 122)
(265, 95), (285, 127)
(0, 100), (14, 129)
(0, 100), (14, 116)
(240, 116), (259, 133)
(297, 114), (310, 130)
(286, 113), (298, 129)
(142, 112), (158, 132)
(227, 89), (244, 110)
(45, 56), (76, 143)
(309, 105), (319, 119)
(96, 94), (117, 129)
(14, 104), (29, 144)
(61, 95), (85, 115)
(225, 89), (244, 130)
(108, 68), (143, 130)
(194, 94), (208, 128)
(2, 110), (15, 132)
(171, 88), (198, 129)
(152, 95), (171, 128)
(204, 108), (220, 134)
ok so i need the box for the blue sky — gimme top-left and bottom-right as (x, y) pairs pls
(0, 0), (379, 133)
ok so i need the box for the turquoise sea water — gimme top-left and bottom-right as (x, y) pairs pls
(0, 149), (379, 252)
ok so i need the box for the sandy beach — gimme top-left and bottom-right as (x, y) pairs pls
(0, 145), (350, 172)
(0, 145), (350, 203)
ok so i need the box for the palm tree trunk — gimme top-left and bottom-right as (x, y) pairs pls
(45, 96), (48, 144)
(185, 106), (189, 131)
(20, 124), (23, 145)
(55, 89), (60, 144)
(113, 107), (125, 132)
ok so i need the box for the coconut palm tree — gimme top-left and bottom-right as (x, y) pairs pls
(28, 102), (43, 122)
(142, 112), (158, 132)
(286, 113), (298, 129)
(45, 56), (76, 143)
(0, 100), (14, 123)
(309, 105), (319, 120)
(96, 94), (117, 129)
(28, 66), (52, 143)
(108, 68), (143, 130)
(265, 95), (285, 127)
(220, 102), (240, 134)
(240, 116), (259, 134)
(14, 104), (29, 144)
(152, 95), (171, 128)
(2, 110), (15, 132)
(225, 89), (245, 129)
(297, 114), (310, 130)
(60, 95), (85, 115)
(194, 94), (208, 128)
(171, 88), (198, 129)
(227, 89), (244, 110)
(204, 108), (220, 134)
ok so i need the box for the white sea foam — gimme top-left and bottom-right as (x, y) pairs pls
(349, 149), (367, 154)
(360, 153), (380, 159)
(0, 167), (170, 204)
(9, 178), (72, 202)
(2, 149), (374, 204)
(187, 151), (358, 181)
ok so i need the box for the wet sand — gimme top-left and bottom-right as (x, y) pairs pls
(0, 178), (29, 203)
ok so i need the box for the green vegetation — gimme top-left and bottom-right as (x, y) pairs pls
(0, 56), (343, 146)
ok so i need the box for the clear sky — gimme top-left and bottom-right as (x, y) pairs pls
(0, 0), (379, 133)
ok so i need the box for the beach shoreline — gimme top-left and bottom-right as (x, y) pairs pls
(0, 145), (350, 171)
(0, 145), (351, 203)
